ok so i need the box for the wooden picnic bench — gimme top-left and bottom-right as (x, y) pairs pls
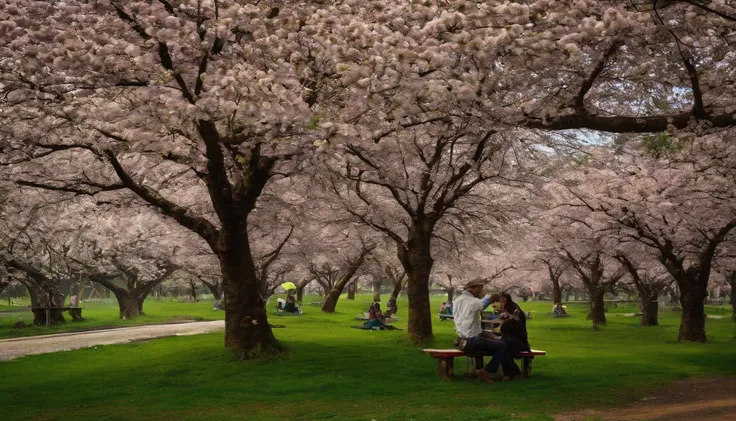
(31, 307), (84, 326)
(421, 348), (546, 380)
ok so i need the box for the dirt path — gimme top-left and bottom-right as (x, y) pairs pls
(556, 377), (736, 421)
(0, 320), (224, 361)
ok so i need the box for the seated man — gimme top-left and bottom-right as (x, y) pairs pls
(452, 278), (506, 384)
(439, 302), (448, 314)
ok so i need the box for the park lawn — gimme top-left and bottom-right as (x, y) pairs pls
(0, 298), (225, 339)
(1, 295), (735, 421)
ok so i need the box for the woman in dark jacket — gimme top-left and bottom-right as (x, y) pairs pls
(498, 293), (530, 379)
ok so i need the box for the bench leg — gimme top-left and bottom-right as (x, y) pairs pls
(522, 357), (533, 379)
(436, 357), (454, 379)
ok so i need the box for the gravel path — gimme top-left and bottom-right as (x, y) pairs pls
(0, 320), (224, 361)
(556, 377), (736, 421)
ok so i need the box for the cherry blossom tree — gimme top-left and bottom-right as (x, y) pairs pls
(551, 133), (736, 341)
(3, 0), (736, 351)
(615, 250), (674, 326)
(713, 241), (736, 322)
(537, 255), (570, 304)
(0, 0), (350, 356)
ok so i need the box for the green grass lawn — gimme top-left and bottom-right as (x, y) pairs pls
(0, 298), (225, 339)
(1, 294), (734, 421)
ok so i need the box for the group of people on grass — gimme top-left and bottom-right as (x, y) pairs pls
(452, 278), (530, 384)
(361, 302), (399, 330)
(276, 294), (302, 314)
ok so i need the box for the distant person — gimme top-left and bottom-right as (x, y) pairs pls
(283, 295), (300, 314)
(69, 295), (79, 308)
(363, 303), (393, 329)
(452, 278), (506, 384)
(439, 302), (448, 314)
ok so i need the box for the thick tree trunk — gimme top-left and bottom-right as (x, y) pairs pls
(116, 293), (142, 319)
(552, 279), (562, 304)
(398, 221), (435, 343)
(322, 278), (350, 312)
(390, 278), (403, 301)
(24, 282), (39, 308)
(321, 249), (369, 313)
(372, 282), (381, 302)
(296, 285), (305, 303)
(677, 278), (707, 342)
(729, 272), (736, 322)
(220, 227), (282, 358)
(587, 290), (607, 325)
(347, 282), (356, 300)
(446, 287), (455, 303)
(204, 282), (221, 301)
(640, 293), (659, 327)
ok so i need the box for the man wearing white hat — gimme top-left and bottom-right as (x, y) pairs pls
(452, 277), (506, 383)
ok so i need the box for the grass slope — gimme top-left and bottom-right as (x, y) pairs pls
(1, 294), (734, 421)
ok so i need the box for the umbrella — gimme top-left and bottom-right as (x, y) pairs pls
(280, 282), (297, 291)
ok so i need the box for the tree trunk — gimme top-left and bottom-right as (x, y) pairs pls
(322, 277), (350, 312)
(446, 287), (455, 303)
(398, 221), (435, 343)
(220, 227), (282, 358)
(587, 290), (607, 325)
(677, 277), (707, 342)
(372, 282), (381, 302)
(138, 290), (151, 315)
(116, 293), (142, 319)
(390, 278), (403, 301)
(203, 281), (221, 301)
(640, 292), (659, 326)
(296, 285), (305, 303)
(729, 272), (735, 322)
(552, 279), (562, 304)
(347, 282), (356, 300)
(321, 249), (369, 313)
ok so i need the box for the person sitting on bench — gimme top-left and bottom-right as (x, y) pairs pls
(498, 292), (531, 379)
(452, 278), (506, 384)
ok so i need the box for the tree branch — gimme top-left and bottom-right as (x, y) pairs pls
(104, 149), (220, 252)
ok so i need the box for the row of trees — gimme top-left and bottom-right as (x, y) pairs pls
(1, 1), (735, 356)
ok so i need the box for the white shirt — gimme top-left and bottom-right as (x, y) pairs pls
(452, 290), (491, 338)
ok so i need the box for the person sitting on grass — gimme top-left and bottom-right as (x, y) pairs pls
(362, 303), (390, 329)
(452, 278), (507, 384)
(283, 295), (301, 314)
(439, 302), (448, 314)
